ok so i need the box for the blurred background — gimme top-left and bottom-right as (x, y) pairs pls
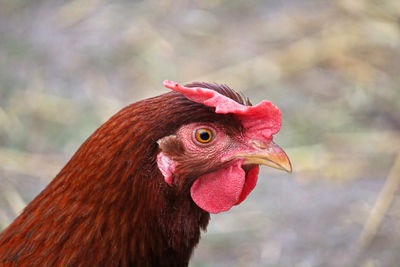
(0, 0), (399, 266)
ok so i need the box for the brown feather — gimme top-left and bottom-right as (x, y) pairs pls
(0, 85), (250, 266)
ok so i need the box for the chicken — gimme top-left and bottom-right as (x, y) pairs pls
(0, 80), (291, 266)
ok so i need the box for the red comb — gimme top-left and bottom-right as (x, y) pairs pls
(163, 80), (281, 140)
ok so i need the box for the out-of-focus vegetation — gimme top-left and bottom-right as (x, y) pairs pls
(0, 0), (399, 266)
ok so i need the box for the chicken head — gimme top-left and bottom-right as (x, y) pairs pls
(157, 81), (292, 214)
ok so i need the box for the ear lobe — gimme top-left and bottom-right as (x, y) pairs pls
(157, 152), (176, 186)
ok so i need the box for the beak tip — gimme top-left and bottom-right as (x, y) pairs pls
(284, 161), (293, 174)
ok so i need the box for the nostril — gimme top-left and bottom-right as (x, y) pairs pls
(251, 140), (268, 149)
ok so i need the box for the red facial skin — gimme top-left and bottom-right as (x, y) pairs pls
(158, 122), (261, 213)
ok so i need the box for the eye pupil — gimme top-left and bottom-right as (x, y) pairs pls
(199, 131), (210, 141)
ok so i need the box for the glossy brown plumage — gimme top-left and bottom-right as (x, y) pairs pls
(0, 84), (249, 266)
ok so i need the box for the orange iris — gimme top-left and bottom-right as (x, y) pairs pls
(195, 129), (213, 143)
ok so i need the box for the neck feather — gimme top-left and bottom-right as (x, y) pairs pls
(0, 92), (213, 266)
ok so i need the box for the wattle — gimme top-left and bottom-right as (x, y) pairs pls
(190, 161), (259, 214)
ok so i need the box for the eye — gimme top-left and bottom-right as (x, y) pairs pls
(194, 128), (214, 143)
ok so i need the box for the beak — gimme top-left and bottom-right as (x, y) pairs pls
(234, 141), (292, 173)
